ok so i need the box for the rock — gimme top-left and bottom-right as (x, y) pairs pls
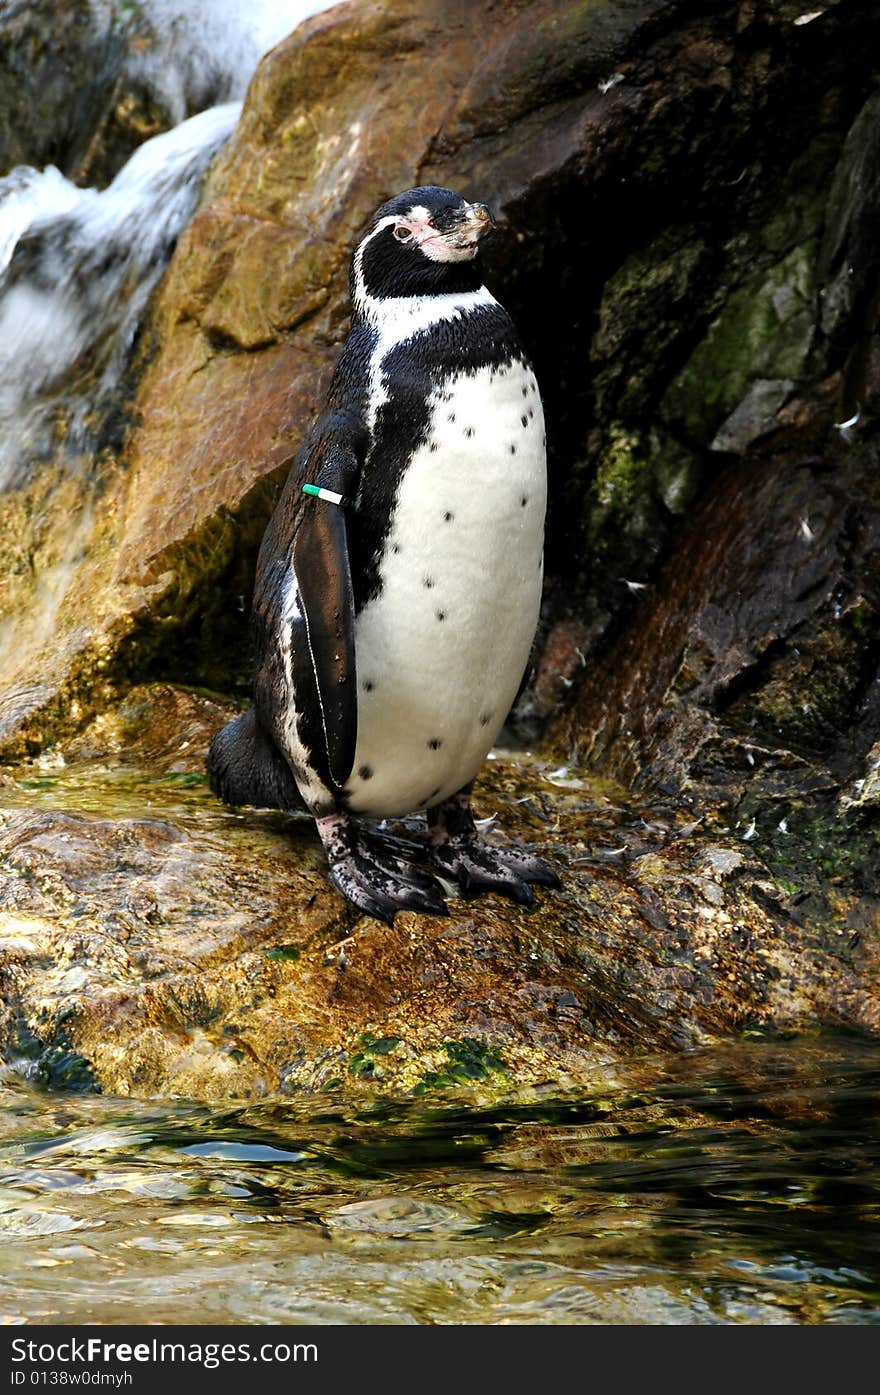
(61, 682), (243, 771)
(562, 438), (880, 799)
(1, 2), (879, 1099)
(3, 0), (880, 757)
(559, 433), (880, 951)
(839, 740), (880, 820)
(818, 90), (880, 358)
(662, 240), (816, 451)
(0, 1), (189, 188)
(0, 684), (877, 1102)
(530, 618), (591, 708)
(0, 1), (128, 182)
(709, 378), (794, 454)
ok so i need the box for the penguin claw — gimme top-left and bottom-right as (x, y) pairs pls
(328, 864), (398, 926)
(318, 814), (449, 923)
(499, 850), (561, 888)
(429, 840), (559, 906)
(461, 861), (533, 906)
(364, 845), (443, 894)
(326, 848), (449, 924)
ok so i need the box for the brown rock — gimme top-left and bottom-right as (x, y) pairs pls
(1, 3), (879, 1101)
(5, 0), (878, 756)
(0, 685), (877, 1102)
(560, 442), (880, 806)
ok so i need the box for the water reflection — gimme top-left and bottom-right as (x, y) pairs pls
(0, 1037), (878, 1324)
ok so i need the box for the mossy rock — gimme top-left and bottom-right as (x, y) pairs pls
(663, 241), (817, 447)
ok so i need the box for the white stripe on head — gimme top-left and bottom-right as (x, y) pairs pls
(352, 213), (493, 322)
(351, 215), (398, 317)
(351, 211), (500, 434)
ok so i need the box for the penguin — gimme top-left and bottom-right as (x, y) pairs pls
(207, 185), (559, 923)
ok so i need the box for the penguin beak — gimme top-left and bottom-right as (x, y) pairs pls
(461, 202), (495, 241)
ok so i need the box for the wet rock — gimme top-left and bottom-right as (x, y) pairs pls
(3, 0), (880, 757)
(0, 1), (128, 182)
(0, 1), (187, 188)
(0, 687), (877, 1103)
(1, 3), (879, 1099)
(560, 432), (880, 946)
(62, 682), (243, 772)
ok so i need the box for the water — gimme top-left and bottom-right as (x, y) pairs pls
(0, 104), (240, 487)
(0, 0), (339, 489)
(137, 1), (337, 119)
(1, 1038), (878, 1325)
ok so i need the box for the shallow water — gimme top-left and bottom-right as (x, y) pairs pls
(1, 1038), (878, 1325)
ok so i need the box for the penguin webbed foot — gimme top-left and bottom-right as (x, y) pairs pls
(317, 814), (448, 925)
(429, 839), (559, 906)
(427, 792), (560, 907)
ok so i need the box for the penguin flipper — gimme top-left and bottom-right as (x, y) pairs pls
(251, 408), (367, 803)
(292, 490), (357, 789)
(290, 411), (367, 791)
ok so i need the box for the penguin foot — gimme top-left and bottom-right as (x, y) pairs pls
(427, 789), (560, 906)
(428, 839), (559, 905)
(317, 814), (449, 925)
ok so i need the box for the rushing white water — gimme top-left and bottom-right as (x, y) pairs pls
(0, 0), (338, 491)
(119, 1), (338, 124)
(0, 103), (241, 485)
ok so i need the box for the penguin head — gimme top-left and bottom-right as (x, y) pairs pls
(352, 186), (495, 309)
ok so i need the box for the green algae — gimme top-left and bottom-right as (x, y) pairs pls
(413, 1039), (509, 1095)
(7, 1012), (100, 1094)
(662, 241), (816, 446)
(265, 944), (302, 963)
(748, 805), (880, 898)
(349, 1035), (404, 1079)
(36, 1045), (101, 1093)
(146, 772), (209, 788)
(576, 424), (699, 599)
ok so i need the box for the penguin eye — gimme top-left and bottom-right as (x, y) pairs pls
(393, 225), (414, 243)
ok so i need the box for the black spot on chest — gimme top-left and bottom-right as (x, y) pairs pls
(349, 305), (529, 609)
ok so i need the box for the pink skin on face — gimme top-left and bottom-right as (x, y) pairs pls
(392, 203), (488, 263)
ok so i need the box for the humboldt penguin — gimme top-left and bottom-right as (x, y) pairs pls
(207, 185), (559, 922)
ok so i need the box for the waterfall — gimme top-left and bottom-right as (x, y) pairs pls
(0, 0), (337, 492)
(0, 104), (240, 488)
(104, 0), (339, 123)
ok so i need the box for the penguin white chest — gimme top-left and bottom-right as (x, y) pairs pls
(347, 359), (546, 817)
